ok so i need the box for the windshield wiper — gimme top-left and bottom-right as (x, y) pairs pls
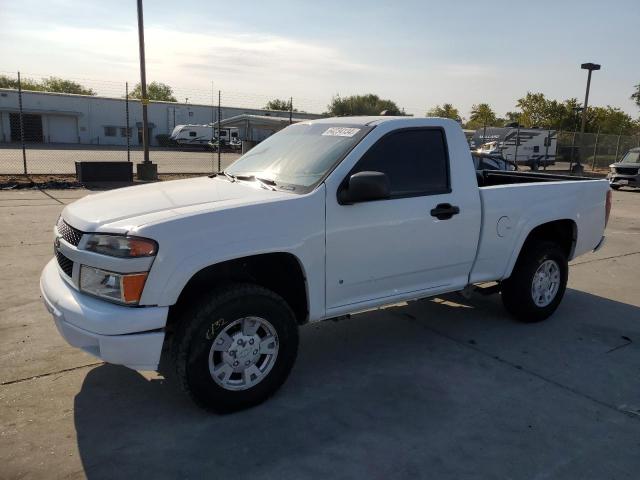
(254, 177), (278, 191)
(220, 171), (236, 182)
(232, 174), (278, 191)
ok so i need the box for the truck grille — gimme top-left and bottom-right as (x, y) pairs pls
(616, 167), (639, 175)
(56, 217), (83, 246)
(56, 250), (73, 277)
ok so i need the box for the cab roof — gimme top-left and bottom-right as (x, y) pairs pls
(304, 116), (459, 127)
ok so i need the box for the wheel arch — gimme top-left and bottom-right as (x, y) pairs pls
(166, 252), (309, 335)
(504, 219), (577, 279)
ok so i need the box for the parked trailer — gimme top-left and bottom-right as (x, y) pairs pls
(473, 127), (557, 170)
(170, 124), (239, 147)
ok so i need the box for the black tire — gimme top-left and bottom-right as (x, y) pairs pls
(501, 240), (568, 323)
(610, 185), (621, 190)
(172, 283), (298, 412)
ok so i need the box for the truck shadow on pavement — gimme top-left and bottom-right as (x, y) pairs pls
(73, 288), (640, 480)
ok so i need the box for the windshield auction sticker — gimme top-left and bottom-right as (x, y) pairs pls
(322, 127), (361, 137)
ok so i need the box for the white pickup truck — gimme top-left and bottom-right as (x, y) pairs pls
(40, 117), (610, 412)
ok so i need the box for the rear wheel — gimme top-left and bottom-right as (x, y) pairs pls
(172, 283), (299, 412)
(610, 185), (621, 190)
(501, 241), (568, 322)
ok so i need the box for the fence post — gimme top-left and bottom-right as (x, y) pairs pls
(590, 127), (600, 171)
(211, 81), (215, 173)
(125, 82), (131, 163)
(543, 129), (551, 171)
(514, 123), (520, 164)
(17, 72), (27, 175)
(614, 127), (622, 161)
(569, 131), (576, 171)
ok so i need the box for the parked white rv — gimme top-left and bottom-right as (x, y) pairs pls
(473, 126), (557, 170)
(170, 124), (239, 148)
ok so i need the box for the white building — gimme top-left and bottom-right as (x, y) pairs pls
(0, 89), (322, 146)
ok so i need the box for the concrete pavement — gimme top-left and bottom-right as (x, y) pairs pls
(0, 147), (241, 175)
(1, 186), (639, 479)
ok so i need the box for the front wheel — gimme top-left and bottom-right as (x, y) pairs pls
(501, 241), (568, 322)
(172, 283), (299, 412)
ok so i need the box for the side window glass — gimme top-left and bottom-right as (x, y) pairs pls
(353, 129), (449, 196)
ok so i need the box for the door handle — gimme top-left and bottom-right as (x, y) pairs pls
(430, 203), (460, 220)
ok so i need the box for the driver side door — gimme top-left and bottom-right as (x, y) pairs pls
(325, 127), (478, 313)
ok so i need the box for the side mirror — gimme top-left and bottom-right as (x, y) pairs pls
(339, 171), (391, 204)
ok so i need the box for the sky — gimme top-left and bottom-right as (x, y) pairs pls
(1, 0), (639, 118)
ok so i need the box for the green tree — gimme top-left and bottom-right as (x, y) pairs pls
(504, 111), (520, 124)
(265, 98), (297, 111)
(39, 76), (95, 95)
(465, 103), (497, 129)
(587, 106), (636, 135)
(130, 81), (177, 102)
(631, 84), (640, 110)
(513, 92), (581, 130)
(0, 74), (95, 95)
(426, 103), (461, 122)
(327, 94), (404, 116)
(515, 92), (550, 127)
(0, 74), (41, 91)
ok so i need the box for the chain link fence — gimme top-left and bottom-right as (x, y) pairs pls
(556, 130), (640, 172)
(1, 70), (639, 178)
(0, 71), (323, 177)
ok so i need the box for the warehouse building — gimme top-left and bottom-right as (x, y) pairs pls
(0, 89), (322, 146)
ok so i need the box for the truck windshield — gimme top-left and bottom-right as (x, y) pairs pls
(620, 151), (640, 164)
(225, 123), (371, 192)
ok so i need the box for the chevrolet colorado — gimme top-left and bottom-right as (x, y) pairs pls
(40, 117), (610, 411)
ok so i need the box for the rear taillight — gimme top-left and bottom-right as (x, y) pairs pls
(605, 189), (612, 227)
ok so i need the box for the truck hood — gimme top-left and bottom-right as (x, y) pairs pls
(62, 176), (291, 233)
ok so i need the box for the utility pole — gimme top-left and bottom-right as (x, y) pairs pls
(136, 0), (157, 179)
(218, 90), (221, 172)
(211, 80), (220, 173)
(125, 82), (131, 163)
(576, 62), (601, 173)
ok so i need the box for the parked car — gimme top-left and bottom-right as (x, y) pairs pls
(41, 117), (610, 412)
(608, 147), (640, 190)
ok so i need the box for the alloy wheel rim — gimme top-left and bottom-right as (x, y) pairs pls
(531, 259), (560, 307)
(208, 316), (279, 391)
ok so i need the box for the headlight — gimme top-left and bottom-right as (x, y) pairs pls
(79, 265), (148, 305)
(83, 234), (157, 258)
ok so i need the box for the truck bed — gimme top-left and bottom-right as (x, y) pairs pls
(470, 174), (609, 285)
(477, 170), (597, 187)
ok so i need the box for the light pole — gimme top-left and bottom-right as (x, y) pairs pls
(575, 62), (600, 173)
(136, 0), (157, 180)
